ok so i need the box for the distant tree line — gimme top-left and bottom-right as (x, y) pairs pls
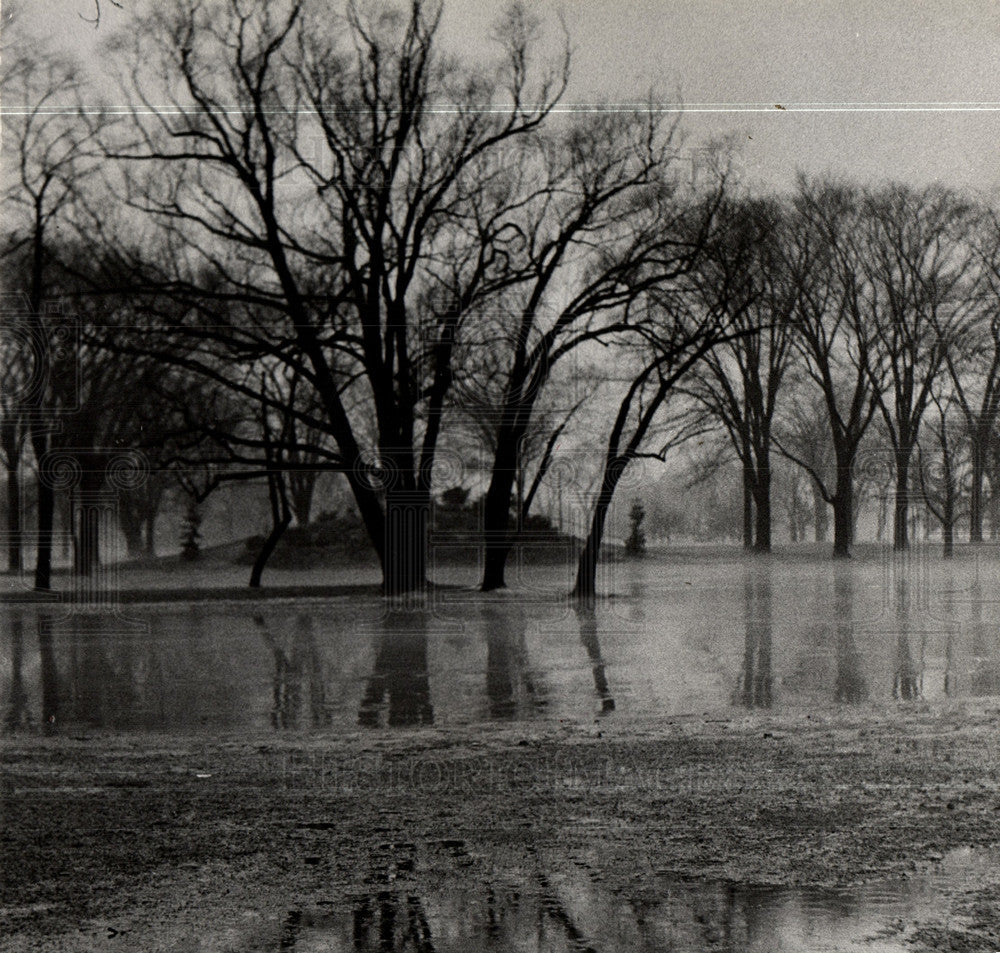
(2, 0), (997, 600)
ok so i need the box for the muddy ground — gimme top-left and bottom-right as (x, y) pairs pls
(2, 701), (1000, 951)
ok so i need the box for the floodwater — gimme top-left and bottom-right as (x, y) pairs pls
(178, 845), (1000, 952)
(3, 550), (1000, 951)
(2, 551), (1000, 733)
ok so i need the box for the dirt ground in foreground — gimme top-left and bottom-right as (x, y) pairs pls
(3, 702), (1000, 952)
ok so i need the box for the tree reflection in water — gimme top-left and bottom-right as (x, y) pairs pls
(739, 560), (773, 708)
(890, 552), (922, 701)
(574, 602), (615, 714)
(481, 603), (546, 719)
(833, 563), (867, 703)
(2, 609), (30, 730)
(265, 866), (914, 952)
(256, 612), (332, 729)
(358, 610), (433, 728)
(38, 611), (59, 733)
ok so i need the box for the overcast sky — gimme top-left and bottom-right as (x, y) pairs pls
(10, 0), (1000, 195)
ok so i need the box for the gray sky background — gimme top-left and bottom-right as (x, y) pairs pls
(9, 0), (1000, 195)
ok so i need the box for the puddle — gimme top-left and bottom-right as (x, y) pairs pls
(235, 846), (1000, 952)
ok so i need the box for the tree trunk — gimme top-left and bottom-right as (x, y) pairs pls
(74, 504), (101, 576)
(6, 462), (22, 574)
(30, 428), (54, 591)
(752, 455), (771, 553)
(942, 483), (955, 558)
(573, 462), (624, 601)
(249, 510), (291, 588)
(289, 471), (317, 528)
(250, 469), (292, 589)
(969, 438), (985, 543)
(119, 505), (144, 559)
(1, 422), (23, 573)
(481, 431), (520, 591)
(383, 489), (429, 598)
(741, 461), (754, 551)
(833, 564), (866, 702)
(342, 463), (389, 581)
(892, 450), (910, 552)
(831, 460), (853, 559)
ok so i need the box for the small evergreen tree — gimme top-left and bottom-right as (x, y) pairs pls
(624, 500), (646, 557)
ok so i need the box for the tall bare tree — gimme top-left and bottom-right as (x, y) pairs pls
(572, 286), (729, 600)
(857, 184), (979, 550)
(476, 118), (722, 589)
(1, 47), (112, 587)
(103, 0), (571, 593)
(776, 178), (882, 558)
(682, 196), (795, 553)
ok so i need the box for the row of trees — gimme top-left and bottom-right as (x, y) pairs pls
(683, 180), (1000, 560)
(3, 0), (999, 599)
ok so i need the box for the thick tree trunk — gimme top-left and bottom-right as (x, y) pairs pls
(289, 473), (316, 528)
(2, 422), (22, 573)
(892, 450), (911, 552)
(249, 510), (291, 589)
(6, 463), (22, 574)
(383, 489), (429, 597)
(831, 460), (853, 559)
(74, 504), (101, 576)
(342, 462), (390, 582)
(752, 455), (771, 553)
(119, 505), (143, 559)
(833, 564), (866, 702)
(573, 463), (623, 601)
(30, 428), (54, 591)
(481, 431), (520, 591)
(969, 438), (985, 543)
(741, 461), (754, 551)
(942, 479), (955, 558)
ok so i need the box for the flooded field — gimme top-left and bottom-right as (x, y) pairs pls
(3, 549), (1000, 735)
(4, 549), (1000, 952)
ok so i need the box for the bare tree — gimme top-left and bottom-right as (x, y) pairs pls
(774, 388), (834, 543)
(0, 293), (31, 572)
(103, 0), (571, 594)
(858, 183), (979, 551)
(776, 178), (882, 559)
(682, 195), (795, 553)
(1, 47), (113, 587)
(916, 386), (967, 558)
(572, 288), (727, 600)
(477, 119), (722, 589)
(946, 214), (1000, 544)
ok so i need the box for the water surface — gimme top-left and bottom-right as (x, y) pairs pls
(3, 553), (1000, 734)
